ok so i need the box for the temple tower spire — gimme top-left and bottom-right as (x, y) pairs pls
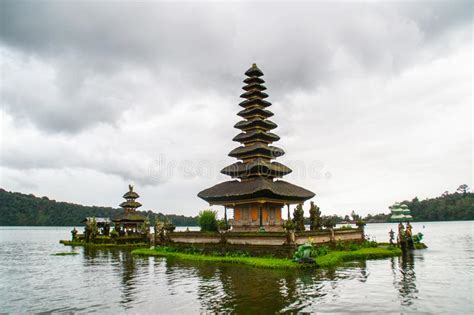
(198, 64), (315, 232)
(223, 63), (291, 180)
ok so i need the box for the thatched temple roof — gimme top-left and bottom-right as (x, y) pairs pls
(232, 130), (280, 143)
(119, 200), (142, 209)
(198, 178), (314, 204)
(113, 212), (145, 223)
(237, 107), (274, 119)
(221, 159), (292, 178)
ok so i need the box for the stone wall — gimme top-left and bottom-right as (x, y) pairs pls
(295, 229), (364, 245)
(334, 229), (365, 242)
(226, 233), (287, 246)
(167, 232), (221, 244)
(160, 228), (364, 258)
(164, 228), (363, 248)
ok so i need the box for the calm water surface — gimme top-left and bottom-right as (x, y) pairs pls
(0, 222), (473, 313)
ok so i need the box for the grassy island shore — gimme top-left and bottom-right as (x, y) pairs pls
(131, 246), (402, 269)
(60, 240), (148, 248)
(52, 252), (79, 256)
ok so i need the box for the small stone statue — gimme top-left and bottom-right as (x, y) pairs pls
(84, 224), (90, 242)
(405, 222), (414, 249)
(154, 221), (165, 245)
(293, 242), (315, 264)
(397, 222), (405, 244)
(389, 229), (395, 245)
(405, 222), (412, 237)
(71, 227), (78, 241)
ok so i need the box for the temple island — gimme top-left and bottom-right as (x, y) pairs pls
(159, 64), (365, 256)
(61, 64), (424, 263)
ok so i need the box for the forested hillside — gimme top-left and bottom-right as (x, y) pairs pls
(306, 185), (473, 223)
(1, 185), (472, 226)
(396, 185), (473, 221)
(0, 189), (198, 226)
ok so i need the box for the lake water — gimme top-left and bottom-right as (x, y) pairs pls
(1, 221), (473, 313)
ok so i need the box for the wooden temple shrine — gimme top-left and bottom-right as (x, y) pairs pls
(63, 185), (149, 245)
(198, 64), (315, 232)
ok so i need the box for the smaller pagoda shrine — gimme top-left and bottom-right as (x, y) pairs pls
(62, 185), (149, 246)
(390, 203), (413, 222)
(113, 185), (147, 236)
(389, 203), (422, 250)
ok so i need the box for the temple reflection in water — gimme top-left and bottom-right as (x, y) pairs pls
(75, 246), (421, 313)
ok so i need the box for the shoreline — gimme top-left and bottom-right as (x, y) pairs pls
(60, 240), (149, 248)
(131, 246), (403, 269)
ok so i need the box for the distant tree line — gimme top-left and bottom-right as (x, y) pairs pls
(0, 189), (198, 226)
(303, 184), (473, 224)
(393, 184), (473, 222)
(1, 184), (472, 227)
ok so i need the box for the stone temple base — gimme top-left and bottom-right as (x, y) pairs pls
(230, 225), (284, 232)
(162, 228), (365, 258)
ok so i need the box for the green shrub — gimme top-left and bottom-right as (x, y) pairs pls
(362, 240), (378, 248)
(217, 219), (230, 231)
(183, 246), (203, 255)
(322, 215), (337, 229)
(292, 204), (306, 231)
(335, 240), (346, 251)
(309, 201), (322, 231)
(339, 225), (353, 230)
(110, 229), (119, 238)
(356, 219), (366, 228)
(349, 243), (358, 251)
(164, 221), (176, 232)
(197, 209), (218, 232)
(226, 251), (250, 257)
(283, 220), (295, 231)
(310, 245), (329, 257)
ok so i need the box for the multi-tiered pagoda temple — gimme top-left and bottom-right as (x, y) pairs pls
(198, 64), (315, 232)
(113, 185), (146, 235)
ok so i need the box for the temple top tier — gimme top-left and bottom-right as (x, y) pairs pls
(120, 184), (142, 209)
(230, 63), (285, 168)
(198, 64), (315, 205)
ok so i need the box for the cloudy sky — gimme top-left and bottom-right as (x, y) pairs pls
(0, 1), (472, 217)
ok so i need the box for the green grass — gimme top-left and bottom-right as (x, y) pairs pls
(132, 248), (299, 269)
(414, 242), (428, 249)
(132, 246), (402, 270)
(315, 247), (402, 268)
(52, 252), (79, 256)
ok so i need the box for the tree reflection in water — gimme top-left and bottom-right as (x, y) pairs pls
(78, 249), (419, 312)
(391, 251), (418, 305)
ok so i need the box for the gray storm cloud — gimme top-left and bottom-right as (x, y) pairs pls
(0, 1), (472, 214)
(1, 1), (471, 132)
